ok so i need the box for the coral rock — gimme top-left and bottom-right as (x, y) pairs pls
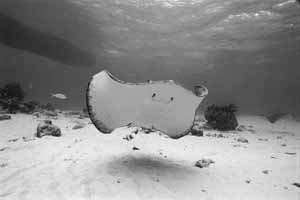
(0, 114), (11, 121)
(204, 104), (238, 131)
(195, 159), (215, 168)
(190, 126), (204, 136)
(36, 120), (61, 138)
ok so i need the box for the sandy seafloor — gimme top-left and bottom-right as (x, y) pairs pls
(0, 113), (299, 200)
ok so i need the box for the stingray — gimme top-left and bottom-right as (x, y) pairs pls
(86, 70), (208, 139)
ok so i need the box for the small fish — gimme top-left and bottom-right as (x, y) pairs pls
(51, 93), (67, 100)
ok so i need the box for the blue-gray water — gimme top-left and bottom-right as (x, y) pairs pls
(0, 0), (299, 115)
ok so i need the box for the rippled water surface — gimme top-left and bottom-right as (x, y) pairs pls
(0, 0), (299, 113)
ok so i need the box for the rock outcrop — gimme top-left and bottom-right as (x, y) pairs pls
(0, 114), (11, 121)
(36, 120), (61, 138)
(195, 159), (215, 168)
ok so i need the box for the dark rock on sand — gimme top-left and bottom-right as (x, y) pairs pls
(190, 126), (204, 136)
(204, 104), (238, 131)
(36, 120), (61, 138)
(262, 170), (270, 174)
(285, 152), (296, 155)
(292, 182), (300, 188)
(0, 147), (9, 151)
(132, 146), (140, 150)
(8, 138), (18, 142)
(206, 133), (226, 138)
(195, 159), (215, 168)
(132, 129), (139, 134)
(22, 136), (35, 142)
(237, 137), (248, 143)
(258, 138), (268, 141)
(0, 114), (11, 121)
(0, 163), (8, 168)
(143, 128), (154, 134)
(123, 134), (134, 141)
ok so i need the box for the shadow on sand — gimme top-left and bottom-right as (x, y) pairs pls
(105, 154), (199, 182)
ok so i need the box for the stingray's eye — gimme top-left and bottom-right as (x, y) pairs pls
(152, 93), (156, 98)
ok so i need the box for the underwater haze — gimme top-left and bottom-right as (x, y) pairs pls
(0, 0), (299, 115)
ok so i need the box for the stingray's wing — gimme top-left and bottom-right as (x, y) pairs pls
(86, 70), (208, 139)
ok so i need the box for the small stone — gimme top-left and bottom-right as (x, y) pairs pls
(270, 156), (277, 159)
(0, 114), (11, 121)
(123, 134), (134, 141)
(143, 128), (153, 134)
(262, 170), (270, 174)
(8, 138), (18, 142)
(285, 152), (296, 155)
(132, 146), (140, 151)
(206, 133), (218, 137)
(195, 159), (215, 168)
(237, 137), (248, 143)
(292, 182), (300, 188)
(281, 143), (287, 147)
(245, 179), (251, 184)
(22, 137), (35, 142)
(0, 147), (9, 151)
(0, 163), (8, 168)
(258, 138), (268, 141)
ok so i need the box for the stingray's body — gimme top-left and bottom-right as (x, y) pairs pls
(86, 70), (208, 139)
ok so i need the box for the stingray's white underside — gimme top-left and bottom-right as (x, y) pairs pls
(86, 70), (207, 138)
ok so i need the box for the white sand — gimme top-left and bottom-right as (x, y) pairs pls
(0, 114), (299, 200)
